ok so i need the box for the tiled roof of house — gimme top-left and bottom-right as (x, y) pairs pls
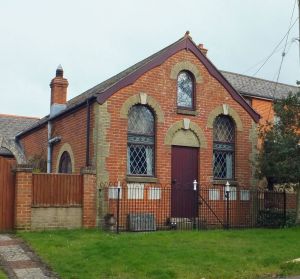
(16, 37), (299, 137)
(0, 114), (39, 155)
(221, 71), (299, 100)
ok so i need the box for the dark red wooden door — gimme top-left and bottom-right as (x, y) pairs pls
(171, 146), (198, 218)
(0, 157), (15, 231)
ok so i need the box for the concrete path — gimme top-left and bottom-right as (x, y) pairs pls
(0, 234), (58, 279)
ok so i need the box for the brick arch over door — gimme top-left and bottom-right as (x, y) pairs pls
(120, 92), (164, 123)
(164, 120), (207, 148)
(55, 143), (75, 173)
(206, 104), (243, 131)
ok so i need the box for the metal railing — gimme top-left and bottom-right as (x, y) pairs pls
(100, 183), (296, 233)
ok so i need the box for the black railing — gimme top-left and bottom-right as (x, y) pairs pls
(100, 183), (296, 233)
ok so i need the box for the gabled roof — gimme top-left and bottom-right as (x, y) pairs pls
(93, 35), (260, 122)
(18, 35), (265, 138)
(17, 38), (186, 137)
(0, 114), (39, 155)
(221, 71), (299, 100)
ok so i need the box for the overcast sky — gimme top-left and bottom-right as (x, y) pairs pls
(0, 0), (299, 117)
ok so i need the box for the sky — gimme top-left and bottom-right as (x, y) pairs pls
(0, 0), (299, 118)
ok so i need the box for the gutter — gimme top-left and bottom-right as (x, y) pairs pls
(47, 122), (52, 173)
(47, 121), (61, 173)
(85, 98), (91, 167)
(16, 96), (97, 139)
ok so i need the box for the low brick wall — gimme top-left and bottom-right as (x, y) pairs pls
(14, 166), (97, 230)
(31, 207), (82, 230)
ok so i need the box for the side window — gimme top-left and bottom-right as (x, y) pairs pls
(213, 115), (235, 180)
(177, 71), (195, 109)
(58, 151), (72, 173)
(127, 105), (155, 176)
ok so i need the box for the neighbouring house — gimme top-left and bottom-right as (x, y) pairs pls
(221, 71), (299, 126)
(0, 32), (298, 229)
(0, 114), (39, 164)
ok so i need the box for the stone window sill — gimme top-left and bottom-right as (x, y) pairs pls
(126, 176), (158, 183)
(177, 108), (197, 116)
(212, 180), (239, 186)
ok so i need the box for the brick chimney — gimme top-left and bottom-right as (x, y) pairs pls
(198, 43), (208, 56)
(50, 65), (68, 116)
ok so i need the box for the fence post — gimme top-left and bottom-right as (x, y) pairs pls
(14, 165), (33, 230)
(193, 180), (198, 230)
(116, 187), (120, 234)
(283, 190), (287, 227)
(81, 167), (97, 229)
(224, 182), (230, 229)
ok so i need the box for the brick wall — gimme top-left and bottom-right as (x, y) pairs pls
(19, 48), (258, 188)
(20, 125), (48, 160)
(14, 167), (96, 230)
(100, 49), (256, 187)
(252, 98), (274, 126)
(19, 104), (95, 173)
(51, 107), (88, 173)
(18, 46), (263, 225)
(15, 167), (33, 230)
(82, 168), (97, 228)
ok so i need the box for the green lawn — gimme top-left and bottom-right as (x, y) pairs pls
(0, 269), (7, 279)
(18, 228), (300, 279)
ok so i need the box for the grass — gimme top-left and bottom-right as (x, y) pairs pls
(0, 269), (7, 279)
(18, 228), (300, 279)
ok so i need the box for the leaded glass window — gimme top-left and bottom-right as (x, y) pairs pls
(213, 115), (235, 179)
(59, 151), (72, 173)
(177, 71), (194, 109)
(127, 105), (154, 176)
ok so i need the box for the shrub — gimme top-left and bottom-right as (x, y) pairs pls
(257, 209), (296, 228)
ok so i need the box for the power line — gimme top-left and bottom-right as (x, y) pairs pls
(251, 18), (297, 79)
(266, 0), (297, 122)
(242, 45), (285, 75)
(237, 17), (298, 93)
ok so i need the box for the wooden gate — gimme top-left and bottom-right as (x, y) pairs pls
(0, 157), (15, 231)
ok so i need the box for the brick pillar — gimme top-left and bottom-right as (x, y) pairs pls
(81, 167), (97, 228)
(14, 165), (33, 230)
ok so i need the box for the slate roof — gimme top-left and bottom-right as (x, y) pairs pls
(16, 37), (299, 138)
(0, 114), (39, 155)
(16, 37), (187, 136)
(0, 147), (13, 156)
(221, 71), (299, 100)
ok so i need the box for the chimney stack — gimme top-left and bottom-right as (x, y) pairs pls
(198, 43), (208, 56)
(50, 65), (68, 116)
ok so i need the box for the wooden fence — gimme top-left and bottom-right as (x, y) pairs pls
(32, 174), (83, 206)
(0, 157), (15, 231)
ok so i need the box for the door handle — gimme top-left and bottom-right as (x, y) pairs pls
(171, 179), (176, 184)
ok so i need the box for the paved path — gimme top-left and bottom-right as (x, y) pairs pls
(0, 234), (58, 279)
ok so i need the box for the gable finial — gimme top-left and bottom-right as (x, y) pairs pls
(184, 30), (190, 38)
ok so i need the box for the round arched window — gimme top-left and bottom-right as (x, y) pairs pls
(177, 71), (194, 109)
(213, 115), (235, 179)
(58, 151), (72, 173)
(127, 105), (155, 176)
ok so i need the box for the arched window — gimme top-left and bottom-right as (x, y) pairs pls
(127, 105), (155, 176)
(213, 115), (235, 179)
(58, 151), (72, 173)
(177, 71), (194, 109)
